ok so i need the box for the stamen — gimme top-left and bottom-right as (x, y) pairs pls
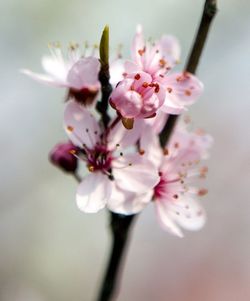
(88, 165), (95, 172)
(154, 84), (160, 93)
(67, 125), (74, 132)
(184, 89), (191, 96)
(159, 58), (167, 68)
(139, 149), (145, 155)
(198, 188), (208, 196)
(163, 148), (169, 156)
(134, 73), (141, 80)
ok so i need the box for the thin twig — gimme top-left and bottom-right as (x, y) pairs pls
(159, 0), (217, 148)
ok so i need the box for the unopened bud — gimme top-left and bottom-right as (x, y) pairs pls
(49, 142), (78, 173)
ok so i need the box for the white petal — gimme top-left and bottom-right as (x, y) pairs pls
(21, 69), (67, 87)
(64, 100), (101, 148)
(155, 201), (184, 237)
(112, 154), (160, 193)
(76, 172), (112, 213)
(107, 184), (152, 215)
(42, 55), (69, 82)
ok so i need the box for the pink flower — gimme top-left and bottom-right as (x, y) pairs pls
(121, 26), (204, 115)
(128, 25), (181, 77)
(140, 123), (213, 237)
(64, 101), (160, 213)
(109, 71), (166, 128)
(21, 43), (101, 105)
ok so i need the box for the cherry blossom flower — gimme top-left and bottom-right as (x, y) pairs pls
(140, 123), (213, 237)
(22, 43), (101, 105)
(64, 100), (160, 213)
(111, 26), (204, 118)
(109, 72), (166, 128)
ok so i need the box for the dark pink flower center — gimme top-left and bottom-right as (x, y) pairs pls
(154, 174), (168, 198)
(68, 87), (98, 105)
(85, 145), (112, 172)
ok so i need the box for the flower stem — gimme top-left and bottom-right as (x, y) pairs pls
(159, 0), (217, 148)
(96, 212), (136, 301)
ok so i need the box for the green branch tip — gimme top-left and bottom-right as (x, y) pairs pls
(100, 25), (109, 66)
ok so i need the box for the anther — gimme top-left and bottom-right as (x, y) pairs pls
(67, 125), (74, 132)
(167, 87), (172, 93)
(154, 84), (160, 93)
(134, 73), (141, 80)
(163, 148), (169, 156)
(88, 165), (95, 172)
(185, 89), (191, 96)
(159, 59), (166, 68)
(139, 149), (145, 155)
(198, 188), (208, 196)
(69, 149), (76, 155)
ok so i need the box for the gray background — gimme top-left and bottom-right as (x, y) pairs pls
(0, 0), (250, 300)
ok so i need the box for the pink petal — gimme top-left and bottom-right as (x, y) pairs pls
(76, 172), (112, 213)
(107, 119), (144, 150)
(112, 154), (160, 193)
(159, 35), (181, 67)
(110, 59), (125, 86)
(110, 79), (142, 118)
(155, 200), (184, 237)
(143, 110), (168, 134)
(124, 60), (141, 74)
(107, 184), (152, 215)
(131, 24), (145, 65)
(161, 98), (185, 115)
(163, 72), (204, 106)
(64, 100), (101, 149)
(140, 127), (163, 169)
(67, 57), (101, 90)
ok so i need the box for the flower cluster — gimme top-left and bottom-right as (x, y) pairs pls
(23, 27), (212, 237)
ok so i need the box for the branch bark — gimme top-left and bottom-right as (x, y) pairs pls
(96, 213), (136, 301)
(159, 0), (217, 148)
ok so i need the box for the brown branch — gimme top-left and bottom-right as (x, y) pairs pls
(96, 213), (136, 301)
(159, 0), (217, 148)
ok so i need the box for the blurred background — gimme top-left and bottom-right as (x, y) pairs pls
(0, 0), (250, 300)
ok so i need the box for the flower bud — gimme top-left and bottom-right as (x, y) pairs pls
(49, 141), (78, 173)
